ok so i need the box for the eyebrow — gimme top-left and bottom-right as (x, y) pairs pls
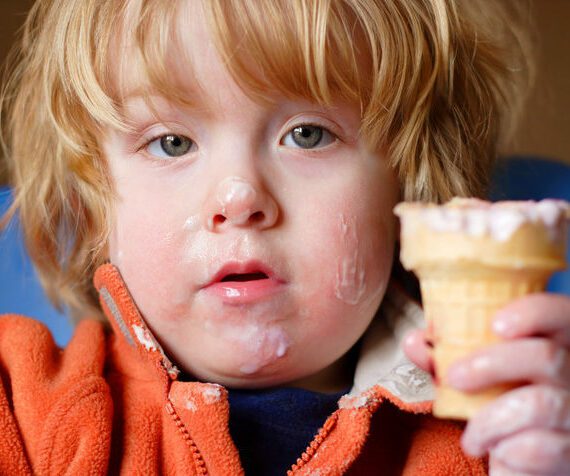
(119, 86), (215, 120)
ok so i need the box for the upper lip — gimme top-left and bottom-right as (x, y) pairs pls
(204, 260), (280, 287)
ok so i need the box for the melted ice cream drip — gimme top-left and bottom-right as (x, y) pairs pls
(202, 299), (290, 376)
(335, 214), (366, 305)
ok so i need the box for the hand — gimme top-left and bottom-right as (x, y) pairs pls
(403, 293), (570, 475)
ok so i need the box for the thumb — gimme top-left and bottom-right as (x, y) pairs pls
(403, 329), (434, 375)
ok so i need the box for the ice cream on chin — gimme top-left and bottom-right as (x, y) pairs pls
(395, 197), (570, 420)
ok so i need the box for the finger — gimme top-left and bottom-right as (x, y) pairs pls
(489, 429), (570, 476)
(447, 338), (570, 391)
(494, 293), (570, 345)
(462, 385), (570, 456)
(402, 329), (434, 374)
(489, 455), (534, 476)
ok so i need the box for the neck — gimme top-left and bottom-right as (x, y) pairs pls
(287, 346), (358, 394)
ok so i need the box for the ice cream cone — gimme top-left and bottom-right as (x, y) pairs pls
(395, 198), (569, 420)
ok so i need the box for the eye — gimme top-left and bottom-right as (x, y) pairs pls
(281, 125), (336, 149)
(146, 134), (195, 158)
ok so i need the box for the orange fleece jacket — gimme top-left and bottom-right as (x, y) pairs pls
(0, 264), (487, 475)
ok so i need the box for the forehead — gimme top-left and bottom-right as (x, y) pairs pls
(113, 1), (211, 109)
(113, 0), (368, 107)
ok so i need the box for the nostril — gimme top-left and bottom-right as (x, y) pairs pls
(213, 215), (226, 226)
(250, 211), (264, 223)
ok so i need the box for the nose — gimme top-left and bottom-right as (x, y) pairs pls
(206, 176), (279, 232)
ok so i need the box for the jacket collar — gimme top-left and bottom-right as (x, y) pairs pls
(346, 283), (434, 407)
(94, 263), (179, 385)
(94, 263), (433, 410)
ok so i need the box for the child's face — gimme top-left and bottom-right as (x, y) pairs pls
(103, 3), (399, 390)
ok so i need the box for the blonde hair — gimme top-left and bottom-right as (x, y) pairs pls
(1, 0), (534, 320)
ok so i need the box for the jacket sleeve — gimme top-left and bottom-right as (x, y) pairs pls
(0, 369), (33, 474)
(403, 417), (488, 475)
(0, 314), (113, 475)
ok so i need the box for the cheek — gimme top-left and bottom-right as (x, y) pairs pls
(305, 201), (395, 309)
(289, 196), (395, 360)
(108, 187), (191, 314)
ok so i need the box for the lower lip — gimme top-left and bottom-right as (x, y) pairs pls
(204, 278), (285, 304)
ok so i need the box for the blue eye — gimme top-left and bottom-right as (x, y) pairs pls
(281, 125), (336, 149)
(146, 134), (195, 158)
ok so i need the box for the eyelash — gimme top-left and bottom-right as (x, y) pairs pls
(280, 122), (338, 150)
(139, 121), (341, 161)
(145, 133), (196, 159)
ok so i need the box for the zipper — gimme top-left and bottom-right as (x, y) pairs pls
(287, 410), (339, 475)
(166, 401), (208, 475)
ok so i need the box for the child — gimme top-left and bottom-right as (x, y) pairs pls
(1, 0), (569, 474)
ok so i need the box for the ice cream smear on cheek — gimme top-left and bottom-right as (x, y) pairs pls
(335, 214), (366, 305)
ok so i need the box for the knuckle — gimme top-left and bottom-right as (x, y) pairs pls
(516, 385), (570, 431)
(525, 433), (570, 474)
(540, 340), (567, 380)
(495, 435), (552, 473)
(549, 389), (570, 431)
(547, 438), (570, 474)
(532, 384), (557, 410)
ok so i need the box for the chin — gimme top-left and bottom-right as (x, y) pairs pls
(190, 363), (306, 390)
(196, 373), (285, 390)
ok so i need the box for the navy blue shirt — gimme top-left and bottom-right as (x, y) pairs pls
(228, 386), (346, 476)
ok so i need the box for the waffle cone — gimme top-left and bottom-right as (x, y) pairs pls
(396, 200), (568, 420)
(422, 269), (548, 419)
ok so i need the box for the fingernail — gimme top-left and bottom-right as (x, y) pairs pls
(403, 332), (416, 348)
(448, 354), (491, 389)
(492, 318), (510, 336)
(460, 432), (482, 457)
(447, 363), (470, 388)
(492, 312), (519, 337)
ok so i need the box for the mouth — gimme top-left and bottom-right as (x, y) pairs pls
(220, 272), (269, 283)
(207, 261), (277, 287)
(203, 261), (284, 304)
